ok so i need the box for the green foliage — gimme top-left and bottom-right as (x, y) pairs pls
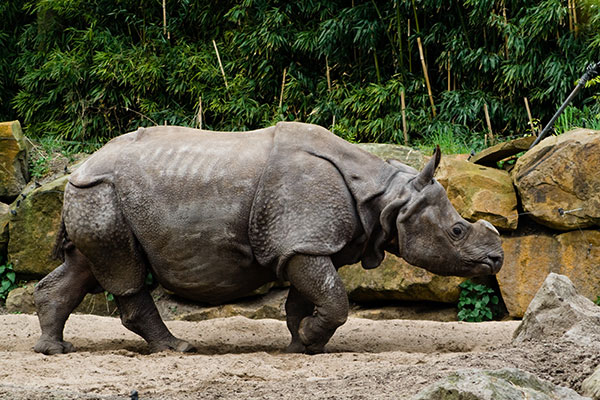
(0, 263), (18, 302)
(595, 295), (600, 306)
(0, 0), (599, 146)
(457, 280), (501, 322)
(555, 105), (600, 134)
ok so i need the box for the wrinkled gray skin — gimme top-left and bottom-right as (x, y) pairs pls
(34, 122), (503, 355)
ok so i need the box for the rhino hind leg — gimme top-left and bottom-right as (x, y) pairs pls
(114, 289), (196, 353)
(63, 183), (194, 353)
(284, 286), (315, 353)
(285, 255), (349, 354)
(34, 248), (101, 355)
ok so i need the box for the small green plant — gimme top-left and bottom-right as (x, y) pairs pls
(457, 280), (500, 322)
(594, 296), (600, 306)
(0, 262), (18, 302)
(29, 155), (51, 179)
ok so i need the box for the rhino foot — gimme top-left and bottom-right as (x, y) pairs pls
(149, 338), (196, 353)
(34, 338), (75, 355)
(284, 340), (307, 354)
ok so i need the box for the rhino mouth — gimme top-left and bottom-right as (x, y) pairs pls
(471, 256), (503, 275)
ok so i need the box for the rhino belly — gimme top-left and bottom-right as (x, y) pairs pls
(150, 251), (276, 304)
(123, 199), (277, 304)
(109, 129), (276, 304)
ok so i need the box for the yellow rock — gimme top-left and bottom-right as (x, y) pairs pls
(513, 128), (600, 230)
(498, 229), (600, 317)
(435, 158), (518, 230)
(338, 253), (467, 303)
(0, 121), (29, 201)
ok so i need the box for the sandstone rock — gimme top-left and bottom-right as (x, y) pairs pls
(513, 273), (600, 344)
(351, 304), (458, 321)
(338, 253), (466, 303)
(0, 121), (29, 202)
(513, 128), (600, 230)
(5, 284), (36, 313)
(435, 158), (518, 230)
(76, 292), (118, 316)
(7, 175), (68, 276)
(471, 136), (535, 167)
(356, 143), (425, 170)
(0, 202), (9, 260)
(412, 368), (589, 400)
(159, 288), (288, 321)
(498, 229), (600, 317)
(6, 281), (117, 316)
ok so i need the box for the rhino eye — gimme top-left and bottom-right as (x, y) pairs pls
(451, 224), (466, 239)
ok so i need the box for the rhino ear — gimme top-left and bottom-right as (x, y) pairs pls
(413, 145), (441, 191)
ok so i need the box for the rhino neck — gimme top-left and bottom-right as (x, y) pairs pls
(357, 170), (414, 269)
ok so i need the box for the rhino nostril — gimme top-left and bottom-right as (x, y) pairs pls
(487, 254), (502, 266)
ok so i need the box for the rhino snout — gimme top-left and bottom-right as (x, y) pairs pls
(483, 252), (503, 274)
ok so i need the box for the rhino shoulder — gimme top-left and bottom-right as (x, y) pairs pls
(69, 130), (138, 188)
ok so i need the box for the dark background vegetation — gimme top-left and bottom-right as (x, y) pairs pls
(1, 0), (599, 152)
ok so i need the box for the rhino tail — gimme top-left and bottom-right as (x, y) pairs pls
(52, 218), (70, 262)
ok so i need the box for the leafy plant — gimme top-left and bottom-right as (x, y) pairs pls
(594, 295), (600, 306)
(1, 0), (599, 147)
(457, 279), (500, 322)
(0, 262), (18, 302)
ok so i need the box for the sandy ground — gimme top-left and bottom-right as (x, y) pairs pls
(0, 314), (598, 399)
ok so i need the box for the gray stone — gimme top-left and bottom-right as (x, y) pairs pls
(412, 368), (590, 400)
(513, 273), (600, 344)
(582, 367), (600, 400)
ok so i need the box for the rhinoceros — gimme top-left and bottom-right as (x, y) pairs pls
(34, 122), (503, 355)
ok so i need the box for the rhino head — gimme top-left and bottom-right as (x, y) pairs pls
(381, 147), (503, 277)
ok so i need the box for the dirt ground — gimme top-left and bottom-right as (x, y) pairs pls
(1, 314), (599, 400)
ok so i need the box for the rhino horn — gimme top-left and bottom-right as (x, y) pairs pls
(413, 145), (441, 191)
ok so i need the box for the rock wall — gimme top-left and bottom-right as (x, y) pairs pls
(1, 122), (599, 321)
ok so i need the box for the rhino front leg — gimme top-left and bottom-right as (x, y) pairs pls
(285, 255), (349, 354)
(115, 289), (196, 353)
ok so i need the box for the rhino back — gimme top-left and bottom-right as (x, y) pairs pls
(72, 126), (277, 303)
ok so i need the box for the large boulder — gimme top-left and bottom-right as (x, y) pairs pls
(498, 229), (600, 317)
(513, 273), (600, 344)
(0, 121), (29, 202)
(338, 253), (466, 303)
(356, 143), (426, 170)
(7, 175), (68, 276)
(513, 128), (600, 230)
(435, 158), (518, 230)
(412, 368), (588, 400)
